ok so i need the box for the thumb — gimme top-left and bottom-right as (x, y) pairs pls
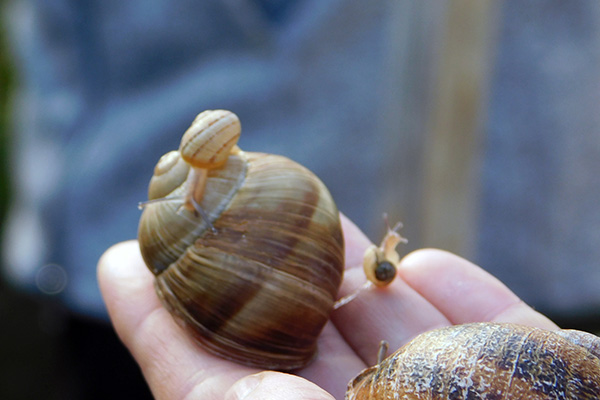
(226, 372), (335, 400)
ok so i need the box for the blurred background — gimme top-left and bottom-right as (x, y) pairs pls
(1, 0), (599, 399)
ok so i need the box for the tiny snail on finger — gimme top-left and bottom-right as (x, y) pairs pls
(138, 110), (346, 370)
(334, 222), (406, 309)
(346, 322), (600, 399)
(362, 220), (406, 287)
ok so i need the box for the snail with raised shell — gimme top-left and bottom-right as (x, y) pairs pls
(346, 322), (600, 399)
(137, 109), (404, 371)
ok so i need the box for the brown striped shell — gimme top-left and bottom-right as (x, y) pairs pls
(179, 109), (241, 169)
(346, 322), (600, 399)
(137, 110), (344, 370)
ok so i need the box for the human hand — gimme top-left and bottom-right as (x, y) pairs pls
(97, 213), (557, 399)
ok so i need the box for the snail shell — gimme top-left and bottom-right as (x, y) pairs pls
(138, 110), (345, 370)
(346, 322), (600, 399)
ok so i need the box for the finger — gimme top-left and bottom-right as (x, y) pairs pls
(298, 323), (365, 399)
(331, 267), (450, 365)
(339, 213), (371, 270)
(333, 216), (450, 365)
(398, 248), (558, 330)
(98, 241), (258, 400)
(226, 372), (334, 400)
(97, 240), (161, 334)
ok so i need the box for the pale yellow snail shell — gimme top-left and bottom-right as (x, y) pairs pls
(346, 322), (600, 399)
(137, 110), (345, 370)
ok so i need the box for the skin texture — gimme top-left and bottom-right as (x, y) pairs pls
(97, 213), (558, 400)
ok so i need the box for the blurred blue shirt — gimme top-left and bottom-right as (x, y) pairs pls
(3, 0), (600, 323)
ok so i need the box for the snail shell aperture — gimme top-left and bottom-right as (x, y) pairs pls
(137, 110), (345, 370)
(346, 322), (600, 399)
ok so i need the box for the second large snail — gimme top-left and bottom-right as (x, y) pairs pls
(346, 322), (600, 399)
(138, 110), (354, 370)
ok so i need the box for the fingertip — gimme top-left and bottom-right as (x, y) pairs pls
(399, 248), (464, 272)
(97, 240), (160, 341)
(397, 248), (530, 325)
(226, 371), (335, 400)
(98, 240), (153, 300)
(398, 247), (498, 292)
(397, 248), (558, 329)
(98, 240), (144, 284)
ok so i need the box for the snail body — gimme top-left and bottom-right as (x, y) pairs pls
(346, 322), (600, 399)
(138, 110), (344, 370)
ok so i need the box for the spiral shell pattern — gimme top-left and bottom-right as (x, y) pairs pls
(138, 148), (344, 370)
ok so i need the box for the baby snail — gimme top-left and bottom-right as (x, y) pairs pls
(137, 110), (404, 371)
(334, 220), (407, 309)
(346, 322), (600, 399)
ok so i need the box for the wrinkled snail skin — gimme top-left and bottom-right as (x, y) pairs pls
(138, 110), (345, 370)
(346, 323), (600, 400)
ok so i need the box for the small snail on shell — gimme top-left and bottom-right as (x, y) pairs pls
(138, 110), (348, 370)
(346, 322), (600, 399)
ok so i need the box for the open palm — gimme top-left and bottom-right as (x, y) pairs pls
(98, 214), (557, 399)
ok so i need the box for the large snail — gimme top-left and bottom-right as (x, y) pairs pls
(346, 322), (600, 399)
(137, 110), (404, 371)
